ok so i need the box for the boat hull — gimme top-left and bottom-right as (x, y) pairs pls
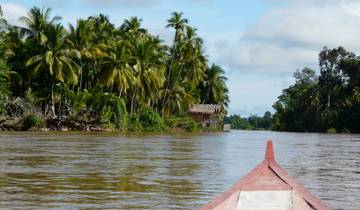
(199, 141), (331, 210)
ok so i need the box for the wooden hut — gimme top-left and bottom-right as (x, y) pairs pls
(188, 104), (222, 127)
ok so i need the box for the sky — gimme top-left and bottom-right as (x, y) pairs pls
(1, 0), (360, 116)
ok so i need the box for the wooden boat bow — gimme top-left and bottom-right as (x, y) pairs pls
(199, 140), (331, 210)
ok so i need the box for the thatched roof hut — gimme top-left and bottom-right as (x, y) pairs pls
(188, 104), (222, 125)
(188, 104), (222, 114)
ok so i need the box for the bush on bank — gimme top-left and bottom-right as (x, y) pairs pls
(22, 113), (45, 131)
(165, 115), (201, 132)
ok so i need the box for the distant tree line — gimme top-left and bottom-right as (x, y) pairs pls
(0, 6), (229, 131)
(225, 111), (273, 130)
(273, 46), (360, 133)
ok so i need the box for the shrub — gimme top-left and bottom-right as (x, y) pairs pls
(0, 59), (10, 114)
(183, 119), (200, 132)
(96, 93), (127, 131)
(137, 108), (165, 132)
(127, 114), (143, 132)
(326, 127), (337, 133)
(23, 114), (45, 130)
(165, 116), (200, 132)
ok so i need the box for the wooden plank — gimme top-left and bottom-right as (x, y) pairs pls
(236, 191), (292, 210)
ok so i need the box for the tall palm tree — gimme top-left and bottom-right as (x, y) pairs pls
(179, 26), (206, 85)
(166, 12), (188, 44)
(67, 19), (94, 91)
(161, 26), (206, 114)
(201, 64), (229, 108)
(100, 40), (136, 97)
(130, 36), (165, 112)
(120, 17), (147, 37)
(19, 7), (61, 45)
(26, 24), (79, 117)
(160, 81), (194, 115)
(88, 14), (114, 44)
(162, 12), (189, 111)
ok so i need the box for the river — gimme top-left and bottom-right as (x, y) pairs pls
(0, 130), (359, 209)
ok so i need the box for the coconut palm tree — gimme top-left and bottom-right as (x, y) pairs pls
(129, 36), (165, 112)
(161, 26), (206, 114)
(19, 7), (61, 45)
(179, 26), (206, 85)
(100, 40), (136, 97)
(166, 12), (188, 44)
(162, 12), (189, 111)
(88, 14), (114, 44)
(160, 81), (194, 115)
(120, 17), (147, 37)
(201, 64), (229, 108)
(67, 19), (95, 91)
(26, 24), (79, 117)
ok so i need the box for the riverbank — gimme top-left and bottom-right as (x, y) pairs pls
(0, 114), (223, 133)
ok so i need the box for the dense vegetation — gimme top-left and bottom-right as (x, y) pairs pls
(225, 111), (273, 130)
(273, 47), (360, 133)
(0, 6), (229, 131)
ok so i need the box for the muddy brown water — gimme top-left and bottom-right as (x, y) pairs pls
(0, 130), (359, 209)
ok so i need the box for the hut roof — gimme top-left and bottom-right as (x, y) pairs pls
(188, 104), (222, 114)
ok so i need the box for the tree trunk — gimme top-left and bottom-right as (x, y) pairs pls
(51, 83), (57, 118)
(162, 30), (179, 110)
(79, 62), (83, 92)
(162, 65), (184, 114)
(130, 88), (137, 114)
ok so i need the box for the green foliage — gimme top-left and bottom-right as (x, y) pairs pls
(127, 108), (169, 132)
(165, 115), (200, 132)
(273, 68), (322, 132)
(183, 118), (200, 132)
(137, 107), (165, 132)
(22, 113), (44, 130)
(127, 114), (143, 132)
(326, 127), (337, 133)
(273, 47), (360, 133)
(0, 6), (229, 132)
(200, 64), (229, 109)
(0, 59), (10, 113)
(225, 112), (273, 130)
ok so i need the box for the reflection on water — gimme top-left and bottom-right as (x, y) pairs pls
(0, 131), (359, 209)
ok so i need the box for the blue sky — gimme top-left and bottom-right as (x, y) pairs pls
(2, 0), (360, 116)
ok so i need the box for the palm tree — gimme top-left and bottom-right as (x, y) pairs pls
(129, 36), (165, 112)
(100, 40), (136, 97)
(160, 81), (194, 115)
(179, 26), (206, 85)
(1, 26), (27, 96)
(165, 11), (188, 70)
(19, 7), (61, 45)
(201, 64), (229, 108)
(88, 14), (114, 44)
(67, 19), (94, 91)
(161, 12), (189, 111)
(120, 17), (147, 37)
(160, 26), (206, 114)
(26, 24), (79, 117)
(166, 12), (188, 44)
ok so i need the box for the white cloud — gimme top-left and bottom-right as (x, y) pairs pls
(202, 0), (360, 115)
(1, 3), (27, 26)
(209, 0), (360, 76)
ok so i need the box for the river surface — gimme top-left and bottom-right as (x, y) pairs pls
(0, 130), (359, 210)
